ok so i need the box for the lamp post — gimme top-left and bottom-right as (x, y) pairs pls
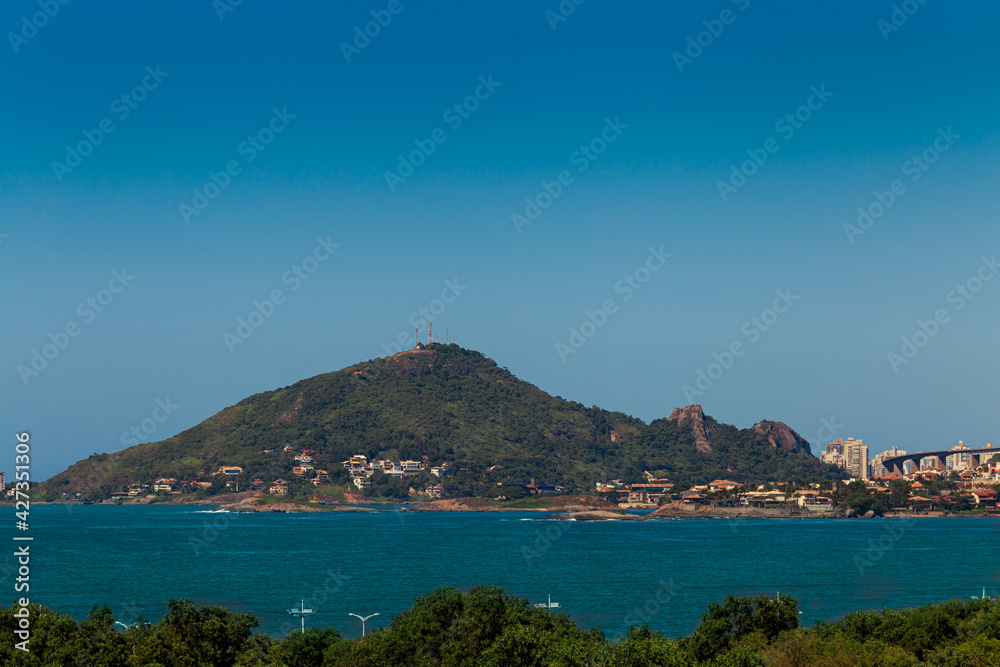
(348, 612), (379, 637)
(287, 599), (314, 634)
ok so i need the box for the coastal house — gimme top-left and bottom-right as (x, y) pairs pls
(353, 476), (370, 490)
(532, 481), (565, 495)
(269, 479), (289, 495)
(431, 466), (447, 478)
(425, 483), (444, 498)
(909, 496), (934, 511)
(596, 480), (627, 493)
(680, 491), (711, 511)
(292, 465), (314, 476)
(250, 478), (266, 491)
(627, 489), (648, 504)
(283, 445), (295, 452)
(794, 491), (831, 511)
(744, 490), (788, 507)
(217, 466), (243, 476)
(628, 483), (673, 504)
(972, 490), (997, 508)
(708, 480), (743, 492)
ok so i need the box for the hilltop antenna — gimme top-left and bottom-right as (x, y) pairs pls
(414, 325), (418, 349)
(428, 321), (432, 346)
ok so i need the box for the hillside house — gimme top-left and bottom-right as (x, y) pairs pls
(152, 477), (175, 492)
(401, 460), (425, 474)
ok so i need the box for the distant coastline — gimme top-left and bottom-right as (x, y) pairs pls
(25, 495), (1000, 520)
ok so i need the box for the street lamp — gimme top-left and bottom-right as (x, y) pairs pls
(287, 599), (314, 634)
(348, 612), (379, 637)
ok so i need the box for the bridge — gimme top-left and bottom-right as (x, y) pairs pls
(881, 447), (999, 476)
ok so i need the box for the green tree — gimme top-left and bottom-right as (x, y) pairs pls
(137, 598), (258, 667)
(276, 627), (342, 667)
(686, 595), (798, 663)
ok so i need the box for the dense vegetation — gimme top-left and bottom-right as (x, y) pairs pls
(39, 344), (843, 502)
(4, 588), (1000, 666)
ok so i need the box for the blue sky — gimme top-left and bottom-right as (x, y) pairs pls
(3, 0), (999, 480)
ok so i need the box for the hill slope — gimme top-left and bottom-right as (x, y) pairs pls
(40, 344), (843, 500)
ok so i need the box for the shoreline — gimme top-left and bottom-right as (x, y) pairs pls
(20, 499), (1000, 520)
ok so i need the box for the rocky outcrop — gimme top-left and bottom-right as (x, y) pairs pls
(751, 420), (811, 456)
(668, 404), (714, 456)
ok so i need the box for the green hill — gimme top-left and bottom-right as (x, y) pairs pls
(40, 344), (843, 500)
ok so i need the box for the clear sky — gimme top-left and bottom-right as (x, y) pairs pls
(3, 0), (999, 480)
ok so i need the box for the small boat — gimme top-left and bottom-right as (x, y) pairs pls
(533, 595), (560, 610)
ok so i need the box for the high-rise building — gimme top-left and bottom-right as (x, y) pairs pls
(871, 447), (907, 477)
(0, 471), (5, 494)
(824, 438), (868, 480)
(821, 439), (845, 468)
(844, 438), (869, 480)
(947, 441), (971, 471)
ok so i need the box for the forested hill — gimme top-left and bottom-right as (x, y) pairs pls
(40, 344), (843, 498)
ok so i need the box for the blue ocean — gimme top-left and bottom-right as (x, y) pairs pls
(4, 506), (998, 639)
